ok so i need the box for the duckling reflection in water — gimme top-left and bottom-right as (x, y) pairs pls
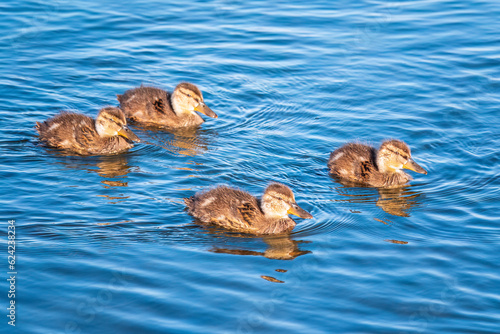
(184, 183), (313, 234)
(117, 82), (217, 128)
(328, 139), (427, 187)
(95, 155), (133, 188)
(211, 236), (311, 260)
(376, 187), (423, 217)
(137, 124), (211, 157)
(36, 107), (140, 155)
(334, 182), (424, 217)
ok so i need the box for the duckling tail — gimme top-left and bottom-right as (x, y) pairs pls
(35, 121), (46, 134)
(184, 196), (195, 210)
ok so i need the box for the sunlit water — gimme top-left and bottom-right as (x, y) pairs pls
(1, 0), (500, 333)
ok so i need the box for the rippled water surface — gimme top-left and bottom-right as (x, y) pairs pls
(1, 0), (500, 333)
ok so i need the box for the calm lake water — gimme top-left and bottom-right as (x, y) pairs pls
(1, 0), (500, 333)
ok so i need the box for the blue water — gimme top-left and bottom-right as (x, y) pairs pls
(1, 0), (500, 333)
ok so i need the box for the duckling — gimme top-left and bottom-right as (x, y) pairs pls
(36, 107), (140, 155)
(117, 82), (217, 128)
(328, 139), (427, 187)
(184, 183), (313, 234)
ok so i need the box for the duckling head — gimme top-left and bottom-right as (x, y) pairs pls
(95, 107), (141, 142)
(261, 183), (313, 220)
(377, 139), (427, 175)
(171, 82), (218, 119)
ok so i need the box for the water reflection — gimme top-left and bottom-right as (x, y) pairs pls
(210, 235), (311, 260)
(260, 275), (285, 283)
(50, 152), (135, 191)
(94, 155), (131, 188)
(155, 224), (311, 261)
(333, 180), (424, 217)
(132, 124), (213, 157)
(209, 233), (311, 284)
(376, 187), (423, 217)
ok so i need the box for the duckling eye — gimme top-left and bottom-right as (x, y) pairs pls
(187, 93), (192, 97)
(273, 195), (286, 202)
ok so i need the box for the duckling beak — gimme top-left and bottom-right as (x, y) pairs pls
(403, 158), (427, 174)
(287, 203), (313, 219)
(118, 126), (141, 142)
(194, 102), (218, 118)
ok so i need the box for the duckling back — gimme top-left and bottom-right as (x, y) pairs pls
(328, 142), (413, 187)
(185, 186), (259, 230)
(117, 86), (174, 125)
(184, 186), (296, 234)
(328, 143), (379, 185)
(117, 86), (204, 128)
(37, 112), (95, 153)
(36, 111), (134, 155)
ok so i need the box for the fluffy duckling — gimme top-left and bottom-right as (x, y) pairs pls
(36, 107), (140, 155)
(117, 83), (217, 128)
(184, 183), (313, 234)
(328, 139), (427, 187)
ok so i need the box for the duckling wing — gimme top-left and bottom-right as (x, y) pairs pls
(207, 200), (261, 232)
(237, 201), (261, 226)
(74, 123), (101, 153)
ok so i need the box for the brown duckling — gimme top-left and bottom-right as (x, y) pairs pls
(117, 82), (217, 128)
(36, 107), (140, 155)
(184, 183), (313, 235)
(328, 139), (427, 187)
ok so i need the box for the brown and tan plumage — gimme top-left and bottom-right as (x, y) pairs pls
(117, 82), (217, 128)
(184, 183), (313, 235)
(36, 107), (140, 155)
(328, 139), (427, 187)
